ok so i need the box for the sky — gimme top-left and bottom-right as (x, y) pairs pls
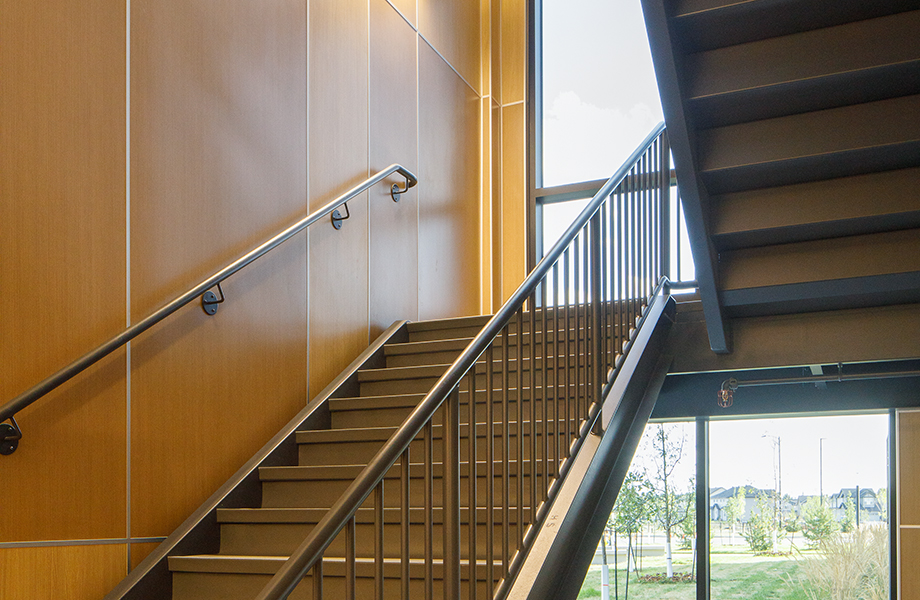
(541, 0), (663, 188)
(628, 414), (891, 499)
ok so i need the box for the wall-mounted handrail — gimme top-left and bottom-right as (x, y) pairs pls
(0, 164), (418, 450)
(254, 121), (669, 600)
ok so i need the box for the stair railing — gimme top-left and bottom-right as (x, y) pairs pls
(0, 164), (417, 455)
(255, 122), (673, 600)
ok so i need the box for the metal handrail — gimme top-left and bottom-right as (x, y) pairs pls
(254, 121), (668, 600)
(0, 164), (418, 439)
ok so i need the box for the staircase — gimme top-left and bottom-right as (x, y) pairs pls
(168, 315), (523, 599)
(641, 0), (920, 352)
(106, 125), (676, 600)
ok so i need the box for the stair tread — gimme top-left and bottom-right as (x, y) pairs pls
(170, 553), (500, 575)
(260, 458), (548, 481)
(217, 506), (529, 524)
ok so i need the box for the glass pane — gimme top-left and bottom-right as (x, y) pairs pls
(580, 422), (697, 599)
(542, 0), (663, 187)
(709, 415), (890, 600)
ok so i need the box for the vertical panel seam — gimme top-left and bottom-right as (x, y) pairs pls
(305, 0), (311, 405)
(125, 0), (133, 573)
(367, 0), (372, 345)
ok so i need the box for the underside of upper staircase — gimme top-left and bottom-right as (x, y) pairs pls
(642, 0), (920, 353)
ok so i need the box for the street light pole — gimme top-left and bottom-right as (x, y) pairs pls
(820, 438), (826, 506)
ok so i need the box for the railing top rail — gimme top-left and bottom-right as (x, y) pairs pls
(0, 164), (418, 426)
(254, 121), (668, 600)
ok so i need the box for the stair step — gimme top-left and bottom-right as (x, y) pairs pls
(216, 506), (527, 558)
(671, 0), (918, 53)
(699, 94), (920, 194)
(170, 555), (501, 600)
(711, 167), (920, 250)
(685, 11), (920, 127)
(407, 315), (491, 342)
(260, 460), (548, 508)
(328, 391), (583, 429)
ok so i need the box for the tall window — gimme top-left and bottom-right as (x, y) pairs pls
(536, 0), (694, 284)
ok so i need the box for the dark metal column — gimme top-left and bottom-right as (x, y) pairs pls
(890, 409), (898, 600)
(696, 417), (710, 600)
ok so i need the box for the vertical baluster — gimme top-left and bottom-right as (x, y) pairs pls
(425, 420), (434, 600)
(660, 132), (671, 280)
(501, 325), (511, 578)
(515, 309), (524, 547)
(468, 371), (477, 600)
(528, 290), (538, 521)
(607, 191), (616, 372)
(313, 558), (323, 600)
(619, 185), (626, 357)
(485, 344), (495, 596)
(540, 277), (548, 499)
(401, 447), (410, 600)
(631, 166), (638, 334)
(552, 260), (563, 477)
(444, 386), (461, 600)
(563, 248), (571, 453)
(346, 518), (356, 600)
(572, 235), (587, 435)
(375, 481), (384, 600)
(590, 212), (603, 433)
(601, 201), (609, 376)
(643, 150), (650, 301)
(653, 138), (661, 284)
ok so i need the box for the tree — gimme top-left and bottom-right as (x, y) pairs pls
(801, 495), (839, 548)
(646, 423), (694, 578)
(678, 486), (696, 550)
(877, 488), (888, 522)
(743, 491), (776, 553)
(610, 471), (651, 598)
(723, 486), (747, 545)
(840, 493), (856, 533)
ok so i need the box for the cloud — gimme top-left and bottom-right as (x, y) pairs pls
(543, 90), (661, 187)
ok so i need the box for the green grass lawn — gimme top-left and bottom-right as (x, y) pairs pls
(578, 551), (811, 600)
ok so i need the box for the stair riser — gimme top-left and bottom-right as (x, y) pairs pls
(329, 400), (568, 429)
(261, 475), (536, 509)
(219, 521), (525, 559)
(360, 369), (568, 396)
(172, 571), (497, 600)
(385, 337), (589, 368)
(298, 429), (572, 466)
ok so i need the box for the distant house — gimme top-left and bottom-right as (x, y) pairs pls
(829, 488), (884, 523)
(710, 486), (768, 522)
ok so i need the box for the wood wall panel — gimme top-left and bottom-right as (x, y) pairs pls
(900, 411), (920, 526)
(491, 0), (503, 105)
(130, 542), (161, 571)
(0, 544), (127, 600)
(901, 528), (920, 599)
(501, 102), (527, 303)
(418, 41), (482, 320)
(368, 0), (420, 337)
(0, 0), (128, 542)
(670, 303), (920, 373)
(308, 0), (371, 396)
(387, 0), (417, 28)
(419, 0), (482, 93)
(481, 97), (494, 314)
(130, 0), (308, 538)
(500, 0), (526, 104)
(492, 103), (504, 309)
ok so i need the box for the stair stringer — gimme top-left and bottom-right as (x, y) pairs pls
(505, 294), (676, 600)
(104, 320), (410, 600)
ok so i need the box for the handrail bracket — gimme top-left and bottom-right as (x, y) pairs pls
(390, 176), (412, 202)
(331, 202), (350, 230)
(201, 282), (226, 316)
(1, 416), (23, 456)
